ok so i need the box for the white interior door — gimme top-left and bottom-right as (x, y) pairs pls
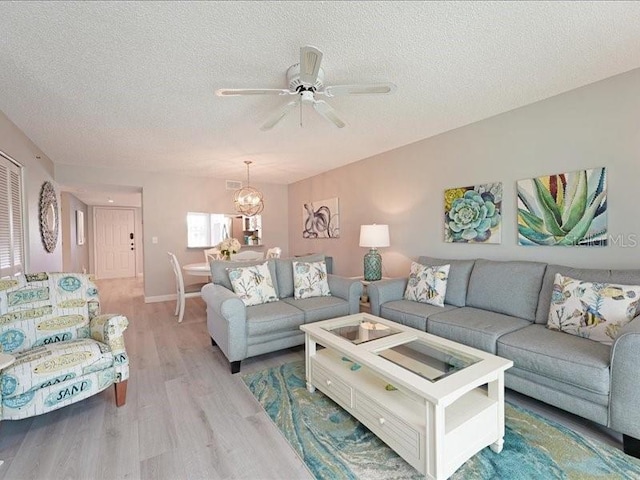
(95, 207), (136, 279)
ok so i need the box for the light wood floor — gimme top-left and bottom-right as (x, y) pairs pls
(0, 277), (623, 479)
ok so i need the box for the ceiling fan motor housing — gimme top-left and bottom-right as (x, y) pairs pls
(287, 64), (325, 91)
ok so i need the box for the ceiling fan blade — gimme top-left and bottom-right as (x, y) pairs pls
(313, 100), (346, 128)
(260, 100), (300, 131)
(321, 83), (397, 97)
(215, 88), (292, 96)
(299, 46), (323, 86)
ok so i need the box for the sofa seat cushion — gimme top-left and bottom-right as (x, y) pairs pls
(1, 338), (114, 398)
(282, 296), (349, 323)
(380, 300), (457, 332)
(246, 302), (304, 336)
(497, 324), (610, 395)
(427, 307), (530, 353)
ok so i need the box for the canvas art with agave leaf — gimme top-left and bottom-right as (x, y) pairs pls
(444, 182), (502, 243)
(517, 167), (607, 246)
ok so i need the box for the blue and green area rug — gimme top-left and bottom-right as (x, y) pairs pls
(243, 361), (640, 479)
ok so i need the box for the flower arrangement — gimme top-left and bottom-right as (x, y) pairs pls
(218, 238), (241, 260)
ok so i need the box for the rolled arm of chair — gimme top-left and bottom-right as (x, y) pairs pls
(367, 278), (408, 316)
(201, 283), (248, 362)
(90, 314), (128, 347)
(90, 313), (129, 382)
(609, 314), (640, 437)
(328, 275), (363, 314)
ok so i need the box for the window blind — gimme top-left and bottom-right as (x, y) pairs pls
(0, 152), (24, 278)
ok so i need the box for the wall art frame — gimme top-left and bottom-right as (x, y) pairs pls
(302, 197), (340, 239)
(39, 181), (59, 253)
(444, 182), (502, 244)
(517, 167), (607, 246)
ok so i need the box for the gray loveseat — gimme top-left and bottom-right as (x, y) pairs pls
(368, 256), (640, 457)
(202, 254), (362, 373)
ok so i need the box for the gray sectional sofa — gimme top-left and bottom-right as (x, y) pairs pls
(368, 256), (640, 457)
(202, 254), (362, 373)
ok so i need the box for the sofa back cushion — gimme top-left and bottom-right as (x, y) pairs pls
(210, 258), (279, 297)
(466, 259), (547, 321)
(275, 254), (328, 298)
(535, 265), (640, 324)
(417, 256), (474, 307)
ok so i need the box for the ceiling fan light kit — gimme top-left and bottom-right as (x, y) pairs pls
(234, 160), (264, 217)
(216, 45), (396, 130)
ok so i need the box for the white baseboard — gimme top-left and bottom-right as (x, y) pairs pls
(144, 294), (176, 303)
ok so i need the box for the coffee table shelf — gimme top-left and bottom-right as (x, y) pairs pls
(301, 313), (512, 479)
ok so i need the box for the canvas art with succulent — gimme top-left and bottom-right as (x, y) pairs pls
(444, 182), (502, 244)
(517, 167), (607, 246)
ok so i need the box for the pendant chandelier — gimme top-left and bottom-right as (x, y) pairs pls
(234, 160), (264, 216)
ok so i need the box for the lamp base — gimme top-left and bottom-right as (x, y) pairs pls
(363, 248), (382, 281)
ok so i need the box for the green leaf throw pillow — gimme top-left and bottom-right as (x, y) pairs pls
(547, 273), (640, 345)
(227, 261), (278, 307)
(404, 262), (450, 307)
(292, 260), (331, 299)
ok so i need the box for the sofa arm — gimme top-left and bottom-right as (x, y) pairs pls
(201, 283), (248, 362)
(90, 314), (129, 381)
(610, 314), (640, 437)
(368, 278), (408, 316)
(328, 275), (363, 314)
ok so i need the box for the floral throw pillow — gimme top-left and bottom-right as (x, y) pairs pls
(403, 262), (450, 307)
(547, 273), (640, 345)
(293, 261), (331, 299)
(227, 262), (278, 307)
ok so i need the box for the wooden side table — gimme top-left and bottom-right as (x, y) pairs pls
(0, 353), (16, 467)
(350, 277), (389, 313)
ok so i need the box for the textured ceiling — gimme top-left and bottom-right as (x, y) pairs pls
(1, 1), (640, 186)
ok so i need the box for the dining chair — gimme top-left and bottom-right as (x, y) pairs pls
(265, 247), (282, 258)
(204, 247), (224, 263)
(168, 252), (207, 323)
(231, 250), (265, 261)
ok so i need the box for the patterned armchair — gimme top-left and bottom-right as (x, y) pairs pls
(0, 272), (129, 420)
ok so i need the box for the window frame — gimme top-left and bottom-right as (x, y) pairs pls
(0, 150), (26, 278)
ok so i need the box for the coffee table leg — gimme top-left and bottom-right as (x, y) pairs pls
(488, 373), (505, 453)
(305, 334), (316, 393)
(490, 438), (504, 453)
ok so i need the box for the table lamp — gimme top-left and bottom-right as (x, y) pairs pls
(359, 224), (390, 281)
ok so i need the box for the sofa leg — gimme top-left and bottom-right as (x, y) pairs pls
(230, 361), (241, 374)
(211, 337), (217, 347)
(624, 434), (640, 458)
(115, 380), (128, 407)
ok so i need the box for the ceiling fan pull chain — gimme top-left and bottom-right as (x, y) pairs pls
(299, 100), (303, 127)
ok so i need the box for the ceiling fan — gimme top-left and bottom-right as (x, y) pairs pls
(215, 46), (396, 130)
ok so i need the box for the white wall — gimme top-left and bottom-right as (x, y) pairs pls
(0, 111), (63, 272)
(288, 68), (640, 277)
(56, 166), (289, 298)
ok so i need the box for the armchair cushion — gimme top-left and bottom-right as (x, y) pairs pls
(1, 338), (113, 398)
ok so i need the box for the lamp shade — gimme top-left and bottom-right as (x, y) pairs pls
(359, 224), (390, 248)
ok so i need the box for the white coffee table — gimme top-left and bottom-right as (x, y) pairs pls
(301, 313), (513, 480)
